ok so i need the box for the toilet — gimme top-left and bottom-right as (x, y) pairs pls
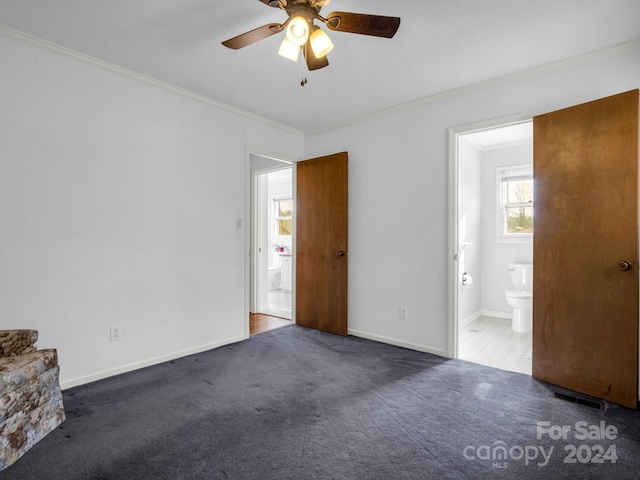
(505, 263), (533, 333)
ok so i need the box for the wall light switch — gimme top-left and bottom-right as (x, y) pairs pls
(236, 217), (243, 229)
(399, 306), (408, 320)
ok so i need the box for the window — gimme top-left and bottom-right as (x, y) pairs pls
(496, 165), (533, 240)
(274, 197), (293, 236)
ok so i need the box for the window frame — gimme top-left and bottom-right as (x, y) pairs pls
(495, 164), (533, 243)
(273, 195), (293, 237)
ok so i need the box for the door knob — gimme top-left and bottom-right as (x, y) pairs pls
(336, 250), (345, 257)
(617, 261), (633, 271)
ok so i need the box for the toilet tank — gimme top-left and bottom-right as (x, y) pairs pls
(508, 263), (533, 290)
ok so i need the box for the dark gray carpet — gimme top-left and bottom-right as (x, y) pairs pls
(2, 325), (640, 479)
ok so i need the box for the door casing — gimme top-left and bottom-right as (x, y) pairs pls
(245, 148), (295, 338)
(448, 114), (534, 358)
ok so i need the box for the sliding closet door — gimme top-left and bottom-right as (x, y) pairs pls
(296, 152), (348, 336)
(533, 90), (639, 408)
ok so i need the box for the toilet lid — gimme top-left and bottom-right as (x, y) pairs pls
(506, 289), (532, 299)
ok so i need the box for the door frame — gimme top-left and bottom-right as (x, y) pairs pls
(245, 146), (296, 339)
(447, 113), (535, 359)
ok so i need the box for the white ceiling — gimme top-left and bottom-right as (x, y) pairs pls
(1, 0), (639, 133)
(464, 122), (532, 150)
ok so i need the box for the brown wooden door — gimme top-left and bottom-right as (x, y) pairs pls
(296, 152), (348, 336)
(533, 90), (639, 408)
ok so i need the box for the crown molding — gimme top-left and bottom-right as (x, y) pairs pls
(2, 23), (638, 140)
(0, 24), (304, 138)
(304, 39), (640, 137)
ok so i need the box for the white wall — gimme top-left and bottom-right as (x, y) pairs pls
(255, 173), (270, 311)
(2, 28), (638, 385)
(303, 48), (640, 356)
(457, 137), (482, 323)
(0, 33), (303, 387)
(479, 144), (533, 315)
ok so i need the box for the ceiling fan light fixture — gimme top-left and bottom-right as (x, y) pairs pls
(278, 37), (300, 62)
(310, 27), (333, 58)
(286, 16), (309, 46)
(222, 2), (401, 71)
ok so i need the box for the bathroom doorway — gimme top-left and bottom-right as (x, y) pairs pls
(250, 155), (293, 325)
(450, 119), (534, 374)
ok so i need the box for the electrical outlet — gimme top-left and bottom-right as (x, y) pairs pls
(110, 325), (121, 342)
(399, 306), (408, 320)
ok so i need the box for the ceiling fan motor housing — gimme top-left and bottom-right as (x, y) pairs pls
(285, 2), (321, 25)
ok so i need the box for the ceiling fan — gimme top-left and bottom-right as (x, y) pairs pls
(222, 0), (401, 71)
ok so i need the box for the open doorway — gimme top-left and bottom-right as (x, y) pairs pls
(249, 154), (294, 335)
(449, 119), (533, 374)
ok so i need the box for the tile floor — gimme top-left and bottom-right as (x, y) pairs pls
(261, 289), (292, 320)
(459, 316), (532, 375)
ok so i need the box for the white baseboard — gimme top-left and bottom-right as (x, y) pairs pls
(459, 309), (511, 328)
(348, 329), (448, 358)
(60, 334), (246, 390)
(480, 309), (512, 320)
(460, 311), (482, 327)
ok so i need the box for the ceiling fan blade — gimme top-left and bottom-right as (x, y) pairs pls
(222, 23), (284, 49)
(325, 11), (400, 38)
(303, 40), (329, 71)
